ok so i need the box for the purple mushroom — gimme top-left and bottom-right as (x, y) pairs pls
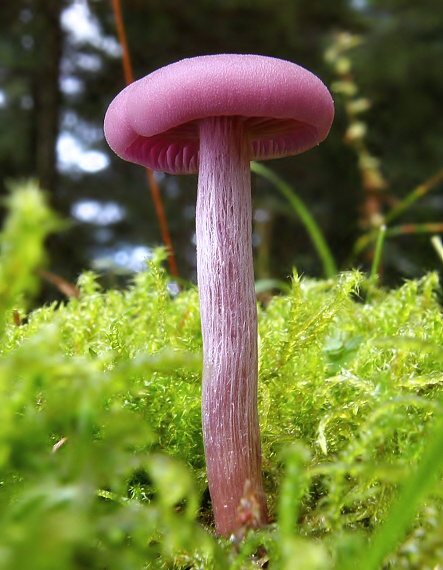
(104, 54), (334, 537)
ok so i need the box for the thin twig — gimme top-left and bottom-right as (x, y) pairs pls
(110, 0), (179, 279)
(111, 0), (134, 84)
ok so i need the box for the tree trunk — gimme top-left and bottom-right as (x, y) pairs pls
(32, 0), (63, 203)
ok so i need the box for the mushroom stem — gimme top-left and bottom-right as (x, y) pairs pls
(196, 116), (268, 536)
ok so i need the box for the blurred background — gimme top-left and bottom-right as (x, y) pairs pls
(1, 0), (442, 299)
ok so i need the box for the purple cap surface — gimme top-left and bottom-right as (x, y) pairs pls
(104, 54), (334, 174)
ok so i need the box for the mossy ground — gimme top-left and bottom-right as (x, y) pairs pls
(0, 182), (442, 569)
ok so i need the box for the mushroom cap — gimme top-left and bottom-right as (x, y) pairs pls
(104, 54), (334, 175)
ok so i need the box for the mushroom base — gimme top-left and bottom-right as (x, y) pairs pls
(196, 116), (268, 537)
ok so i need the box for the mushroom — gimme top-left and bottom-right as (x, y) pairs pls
(104, 54), (334, 537)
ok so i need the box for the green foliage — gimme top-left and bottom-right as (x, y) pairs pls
(1, 182), (443, 568)
(0, 180), (61, 329)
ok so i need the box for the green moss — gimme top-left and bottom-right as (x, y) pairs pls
(0, 182), (443, 569)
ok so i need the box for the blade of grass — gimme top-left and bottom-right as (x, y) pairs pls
(352, 222), (443, 261)
(386, 222), (443, 237)
(251, 162), (337, 278)
(351, 229), (376, 260)
(384, 169), (443, 225)
(278, 445), (311, 540)
(354, 415), (443, 570)
(369, 224), (386, 283)
(351, 170), (443, 264)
